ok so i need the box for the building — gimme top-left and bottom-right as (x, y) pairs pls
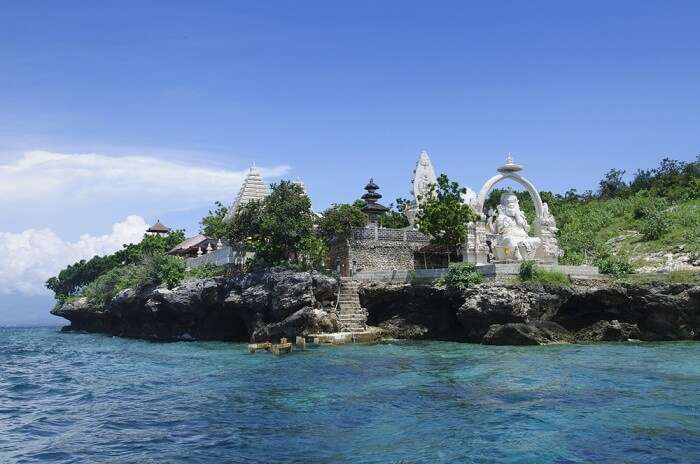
(329, 177), (456, 277)
(146, 220), (171, 235)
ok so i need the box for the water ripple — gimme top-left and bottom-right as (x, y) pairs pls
(1, 328), (700, 463)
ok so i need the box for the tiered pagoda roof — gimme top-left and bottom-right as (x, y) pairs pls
(361, 178), (389, 224)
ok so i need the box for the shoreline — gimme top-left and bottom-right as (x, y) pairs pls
(51, 268), (700, 346)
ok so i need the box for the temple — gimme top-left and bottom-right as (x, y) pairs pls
(223, 164), (269, 223)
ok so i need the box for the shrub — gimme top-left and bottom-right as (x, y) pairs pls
(517, 261), (571, 286)
(146, 254), (186, 289)
(633, 196), (668, 219)
(596, 254), (634, 277)
(639, 211), (671, 241)
(185, 263), (226, 280)
(435, 263), (483, 290)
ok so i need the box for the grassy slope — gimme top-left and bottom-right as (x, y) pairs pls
(553, 196), (700, 270)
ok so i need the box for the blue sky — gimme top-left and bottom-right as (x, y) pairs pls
(1, 1), (698, 324)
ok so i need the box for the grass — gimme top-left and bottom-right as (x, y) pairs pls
(515, 261), (571, 286)
(612, 270), (700, 286)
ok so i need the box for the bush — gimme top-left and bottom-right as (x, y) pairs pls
(435, 263), (483, 290)
(517, 261), (571, 286)
(145, 254), (186, 289)
(633, 195), (668, 219)
(596, 254), (634, 277)
(184, 263), (226, 280)
(80, 254), (185, 305)
(639, 211), (671, 241)
(81, 264), (151, 306)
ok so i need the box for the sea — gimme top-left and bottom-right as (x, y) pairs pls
(1, 327), (699, 464)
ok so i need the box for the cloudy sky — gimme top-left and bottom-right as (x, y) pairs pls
(1, 1), (699, 324)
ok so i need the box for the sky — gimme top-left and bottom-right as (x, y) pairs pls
(1, 0), (698, 324)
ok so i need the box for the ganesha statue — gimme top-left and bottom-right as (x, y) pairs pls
(491, 191), (542, 261)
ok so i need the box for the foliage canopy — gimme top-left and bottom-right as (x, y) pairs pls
(416, 174), (478, 246)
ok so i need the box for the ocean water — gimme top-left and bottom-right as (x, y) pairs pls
(1, 328), (699, 464)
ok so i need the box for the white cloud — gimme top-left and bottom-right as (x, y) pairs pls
(0, 150), (290, 206)
(0, 215), (148, 295)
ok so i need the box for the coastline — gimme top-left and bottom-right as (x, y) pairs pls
(51, 268), (700, 346)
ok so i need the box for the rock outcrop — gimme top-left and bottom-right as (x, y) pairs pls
(359, 282), (464, 341)
(52, 269), (700, 345)
(53, 269), (338, 342)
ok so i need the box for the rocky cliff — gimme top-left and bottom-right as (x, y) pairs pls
(52, 269), (700, 345)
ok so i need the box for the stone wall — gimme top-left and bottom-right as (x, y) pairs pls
(349, 239), (419, 273)
(328, 225), (432, 276)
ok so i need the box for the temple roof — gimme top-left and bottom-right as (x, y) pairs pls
(224, 164), (270, 222)
(168, 234), (214, 255)
(147, 220), (171, 233)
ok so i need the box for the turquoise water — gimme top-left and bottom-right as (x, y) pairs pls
(1, 328), (700, 463)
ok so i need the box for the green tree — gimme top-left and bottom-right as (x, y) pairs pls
(225, 199), (264, 246)
(199, 201), (229, 239)
(381, 198), (411, 229)
(317, 203), (367, 243)
(416, 174), (478, 246)
(257, 181), (315, 264)
(226, 181), (316, 266)
(598, 168), (628, 199)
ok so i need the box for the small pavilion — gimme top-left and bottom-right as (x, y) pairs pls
(147, 220), (171, 235)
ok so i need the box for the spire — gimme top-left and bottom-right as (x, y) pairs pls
(412, 149), (438, 203)
(497, 152), (523, 173)
(224, 163), (270, 222)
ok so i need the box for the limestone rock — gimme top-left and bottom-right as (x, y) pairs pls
(575, 320), (641, 342)
(251, 307), (337, 342)
(483, 321), (573, 345)
(359, 282), (463, 340)
(456, 284), (572, 342)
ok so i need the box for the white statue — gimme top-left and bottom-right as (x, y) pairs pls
(412, 150), (438, 203)
(493, 191), (541, 261)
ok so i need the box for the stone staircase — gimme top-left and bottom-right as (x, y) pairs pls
(337, 277), (367, 332)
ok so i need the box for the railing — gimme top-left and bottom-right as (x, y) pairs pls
(185, 245), (250, 268)
(352, 268), (449, 283)
(351, 226), (431, 243)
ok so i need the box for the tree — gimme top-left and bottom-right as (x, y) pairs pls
(381, 198), (411, 229)
(225, 199), (264, 246)
(257, 181), (315, 264)
(225, 181), (316, 266)
(598, 168), (628, 199)
(317, 203), (367, 244)
(416, 174), (478, 246)
(199, 201), (228, 239)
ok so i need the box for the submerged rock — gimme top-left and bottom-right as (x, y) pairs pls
(483, 321), (573, 345)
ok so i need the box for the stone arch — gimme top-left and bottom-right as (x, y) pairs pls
(475, 172), (544, 219)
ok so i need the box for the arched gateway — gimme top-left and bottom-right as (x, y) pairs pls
(464, 154), (562, 265)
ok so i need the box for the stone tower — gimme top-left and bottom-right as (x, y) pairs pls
(224, 164), (270, 223)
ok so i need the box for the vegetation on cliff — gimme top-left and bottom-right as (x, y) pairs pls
(46, 231), (186, 303)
